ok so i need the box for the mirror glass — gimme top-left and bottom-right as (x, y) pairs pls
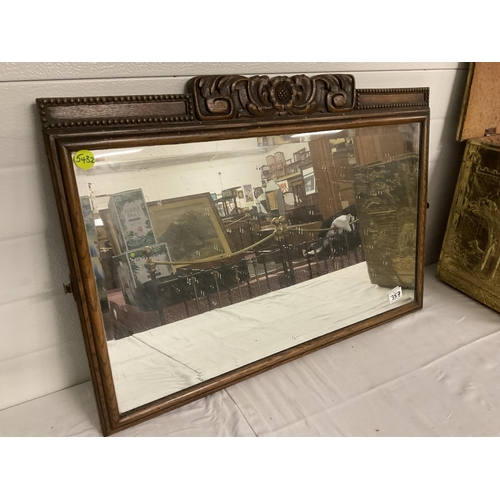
(73, 123), (421, 413)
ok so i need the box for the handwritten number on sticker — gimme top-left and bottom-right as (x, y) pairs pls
(74, 150), (95, 170)
(389, 286), (402, 304)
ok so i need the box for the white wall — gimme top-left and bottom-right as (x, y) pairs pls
(77, 140), (311, 213)
(76, 139), (269, 210)
(0, 62), (469, 410)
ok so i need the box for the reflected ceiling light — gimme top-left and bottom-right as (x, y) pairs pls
(93, 149), (143, 159)
(291, 130), (343, 139)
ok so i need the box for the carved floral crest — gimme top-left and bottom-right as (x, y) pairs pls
(189, 73), (355, 120)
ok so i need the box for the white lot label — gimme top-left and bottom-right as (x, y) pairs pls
(389, 286), (403, 304)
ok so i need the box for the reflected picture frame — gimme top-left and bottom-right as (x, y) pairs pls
(303, 167), (316, 195)
(147, 193), (233, 268)
(36, 73), (430, 435)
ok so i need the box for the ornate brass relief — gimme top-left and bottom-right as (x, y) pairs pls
(437, 140), (500, 312)
(189, 74), (355, 120)
(352, 153), (419, 288)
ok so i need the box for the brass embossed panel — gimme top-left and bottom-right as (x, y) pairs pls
(437, 139), (500, 312)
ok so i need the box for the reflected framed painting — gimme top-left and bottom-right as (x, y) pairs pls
(147, 193), (232, 264)
(37, 74), (429, 435)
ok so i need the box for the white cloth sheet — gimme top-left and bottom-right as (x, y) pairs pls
(1, 264), (499, 437)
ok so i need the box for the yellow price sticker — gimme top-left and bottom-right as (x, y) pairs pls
(74, 150), (95, 170)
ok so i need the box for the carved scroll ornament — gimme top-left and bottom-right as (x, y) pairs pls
(189, 74), (355, 120)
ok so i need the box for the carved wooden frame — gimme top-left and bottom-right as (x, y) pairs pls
(37, 73), (430, 436)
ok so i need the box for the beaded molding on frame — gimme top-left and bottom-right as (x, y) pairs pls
(36, 78), (430, 131)
(36, 94), (194, 130)
(355, 88), (429, 110)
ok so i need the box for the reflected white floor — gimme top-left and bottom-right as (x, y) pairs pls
(107, 261), (414, 413)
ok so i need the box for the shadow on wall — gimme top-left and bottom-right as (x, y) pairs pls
(426, 67), (469, 265)
(33, 107), (91, 387)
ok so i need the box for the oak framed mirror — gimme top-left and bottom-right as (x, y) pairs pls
(37, 73), (429, 436)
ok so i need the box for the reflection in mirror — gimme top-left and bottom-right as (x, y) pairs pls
(74, 123), (420, 413)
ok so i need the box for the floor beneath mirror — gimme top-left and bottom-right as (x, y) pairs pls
(1, 264), (499, 437)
